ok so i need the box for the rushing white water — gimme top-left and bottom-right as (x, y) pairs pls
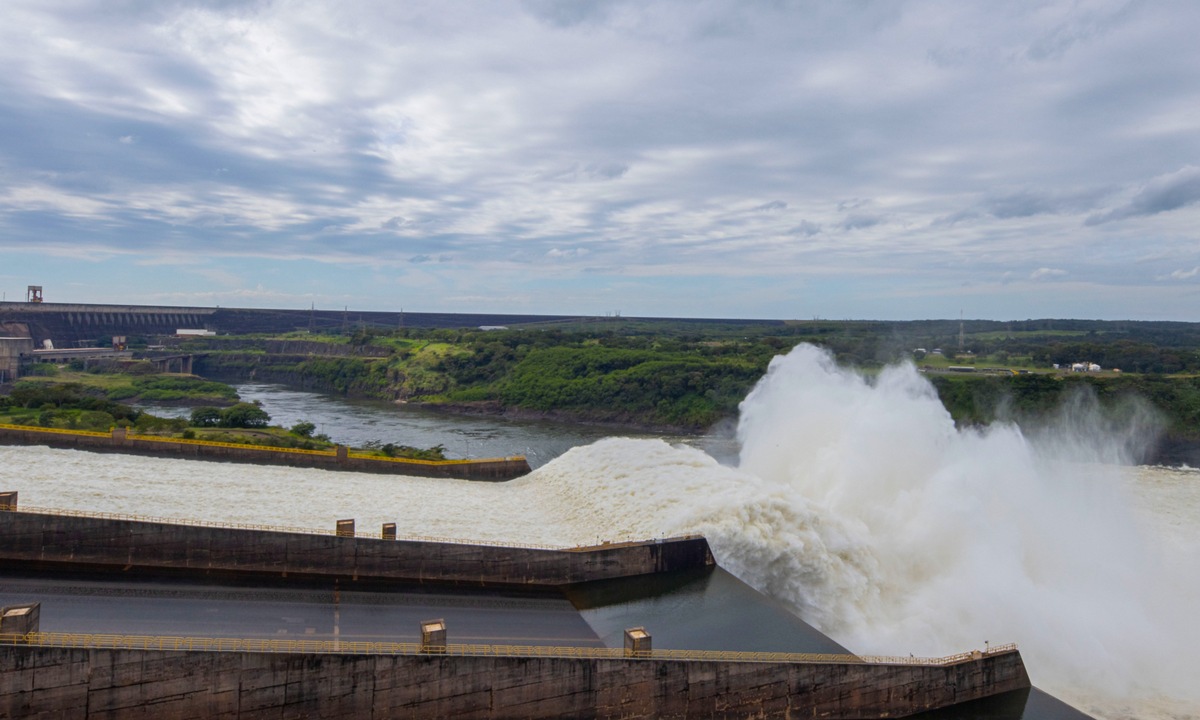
(3, 343), (1198, 719)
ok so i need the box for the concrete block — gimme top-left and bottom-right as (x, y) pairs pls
(624, 626), (651, 656)
(0, 603), (39, 635)
(420, 619), (446, 654)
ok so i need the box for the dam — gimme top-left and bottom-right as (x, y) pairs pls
(0, 300), (579, 349)
(0, 300), (787, 350)
(0, 493), (1034, 719)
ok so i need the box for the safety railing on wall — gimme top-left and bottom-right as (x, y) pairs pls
(125, 431), (337, 457)
(0, 423), (111, 438)
(0, 632), (1015, 666)
(0, 423), (526, 466)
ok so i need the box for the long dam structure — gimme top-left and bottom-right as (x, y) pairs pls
(0, 301), (581, 348)
(0, 300), (788, 349)
(0, 492), (1034, 719)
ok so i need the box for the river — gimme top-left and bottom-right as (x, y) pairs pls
(138, 381), (739, 468)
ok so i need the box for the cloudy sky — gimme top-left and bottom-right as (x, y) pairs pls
(1, 0), (1198, 320)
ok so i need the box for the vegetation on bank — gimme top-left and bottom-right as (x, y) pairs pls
(930, 373), (1200, 438)
(191, 331), (782, 428)
(10, 316), (1199, 453)
(179, 319), (1200, 436)
(0, 381), (445, 460)
(15, 365), (238, 406)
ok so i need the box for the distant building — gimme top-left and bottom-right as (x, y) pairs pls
(0, 336), (35, 382)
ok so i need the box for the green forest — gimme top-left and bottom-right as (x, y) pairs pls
(177, 318), (1200, 442)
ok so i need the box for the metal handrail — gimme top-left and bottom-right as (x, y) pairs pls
(0, 423), (111, 438)
(126, 432), (337, 457)
(0, 632), (1015, 666)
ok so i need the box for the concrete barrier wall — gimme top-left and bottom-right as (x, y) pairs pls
(0, 644), (1030, 719)
(0, 511), (714, 586)
(0, 425), (531, 480)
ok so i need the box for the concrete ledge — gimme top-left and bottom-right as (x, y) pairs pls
(0, 643), (1030, 719)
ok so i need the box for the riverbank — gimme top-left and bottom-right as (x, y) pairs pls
(0, 424), (530, 480)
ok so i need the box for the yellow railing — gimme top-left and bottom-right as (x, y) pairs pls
(344, 452), (522, 466)
(0, 422), (525, 466)
(125, 432), (337, 457)
(0, 422), (111, 438)
(0, 632), (1015, 666)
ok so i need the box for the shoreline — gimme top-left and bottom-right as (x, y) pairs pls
(0, 424), (531, 481)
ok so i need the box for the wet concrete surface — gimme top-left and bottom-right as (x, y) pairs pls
(0, 571), (602, 647)
(0, 566), (1091, 719)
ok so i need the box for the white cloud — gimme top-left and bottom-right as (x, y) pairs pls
(546, 248), (590, 259)
(1030, 267), (1068, 281)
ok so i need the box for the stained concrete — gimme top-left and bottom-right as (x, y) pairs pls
(0, 645), (1031, 719)
(0, 509), (1035, 718)
(0, 509), (714, 587)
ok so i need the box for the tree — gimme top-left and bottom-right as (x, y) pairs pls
(290, 421), (317, 438)
(190, 407), (222, 427)
(218, 402), (271, 428)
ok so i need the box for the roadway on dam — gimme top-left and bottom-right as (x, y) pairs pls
(0, 572), (604, 647)
(0, 566), (853, 655)
(0, 568), (1091, 719)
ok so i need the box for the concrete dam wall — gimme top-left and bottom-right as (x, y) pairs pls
(0, 302), (573, 346)
(0, 504), (1033, 718)
(0, 302), (216, 346)
(0, 507), (714, 587)
(0, 642), (1030, 720)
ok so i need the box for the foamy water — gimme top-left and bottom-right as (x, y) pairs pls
(3, 344), (1198, 720)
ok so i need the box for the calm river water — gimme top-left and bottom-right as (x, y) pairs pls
(139, 381), (738, 468)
